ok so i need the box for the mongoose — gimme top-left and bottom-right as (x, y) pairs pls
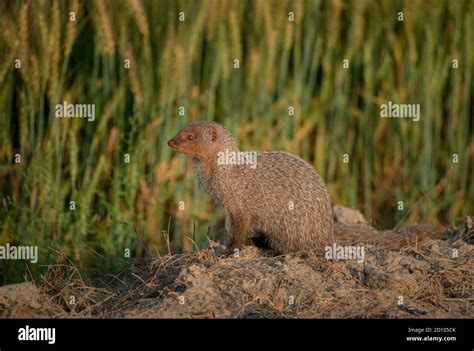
(168, 121), (334, 254)
(168, 121), (457, 253)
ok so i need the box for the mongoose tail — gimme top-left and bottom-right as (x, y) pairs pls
(333, 222), (444, 250)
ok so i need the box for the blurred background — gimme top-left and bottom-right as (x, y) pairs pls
(0, 0), (473, 282)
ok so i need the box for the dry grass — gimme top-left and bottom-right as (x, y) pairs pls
(1, 222), (472, 318)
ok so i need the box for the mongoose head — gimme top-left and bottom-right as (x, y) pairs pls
(168, 121), (237, 160)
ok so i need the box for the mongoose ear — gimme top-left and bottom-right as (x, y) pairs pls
(210, 125), (218, 142)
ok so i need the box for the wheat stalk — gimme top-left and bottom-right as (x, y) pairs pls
(128, 0), (149, 37)
(94, 0), (115, 55)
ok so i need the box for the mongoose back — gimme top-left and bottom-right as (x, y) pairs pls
(168, 121), (334, 254)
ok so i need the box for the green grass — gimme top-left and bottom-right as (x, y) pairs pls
(0, 0), (473, 282)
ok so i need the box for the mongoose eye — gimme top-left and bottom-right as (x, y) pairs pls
(187, 134), (195, 141)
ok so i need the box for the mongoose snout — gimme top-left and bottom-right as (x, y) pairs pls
(167, 133), (192, 151)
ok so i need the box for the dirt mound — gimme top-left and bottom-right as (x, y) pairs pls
(0, 282), (44, 317)
(1, 226), (472, 318)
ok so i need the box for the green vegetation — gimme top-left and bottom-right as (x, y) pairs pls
(0, 0), (472, 282)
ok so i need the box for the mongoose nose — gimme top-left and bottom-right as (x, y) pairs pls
(167, 139), (175, 148)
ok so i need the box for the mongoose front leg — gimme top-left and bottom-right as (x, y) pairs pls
(223, 213), (251, 257)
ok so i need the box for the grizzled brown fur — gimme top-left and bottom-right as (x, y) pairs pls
(168, 121), (334, 254)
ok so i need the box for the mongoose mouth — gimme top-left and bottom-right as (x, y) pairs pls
(167, 138), (188, 154)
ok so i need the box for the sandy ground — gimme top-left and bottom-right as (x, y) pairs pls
(1, 209), (472, 318)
